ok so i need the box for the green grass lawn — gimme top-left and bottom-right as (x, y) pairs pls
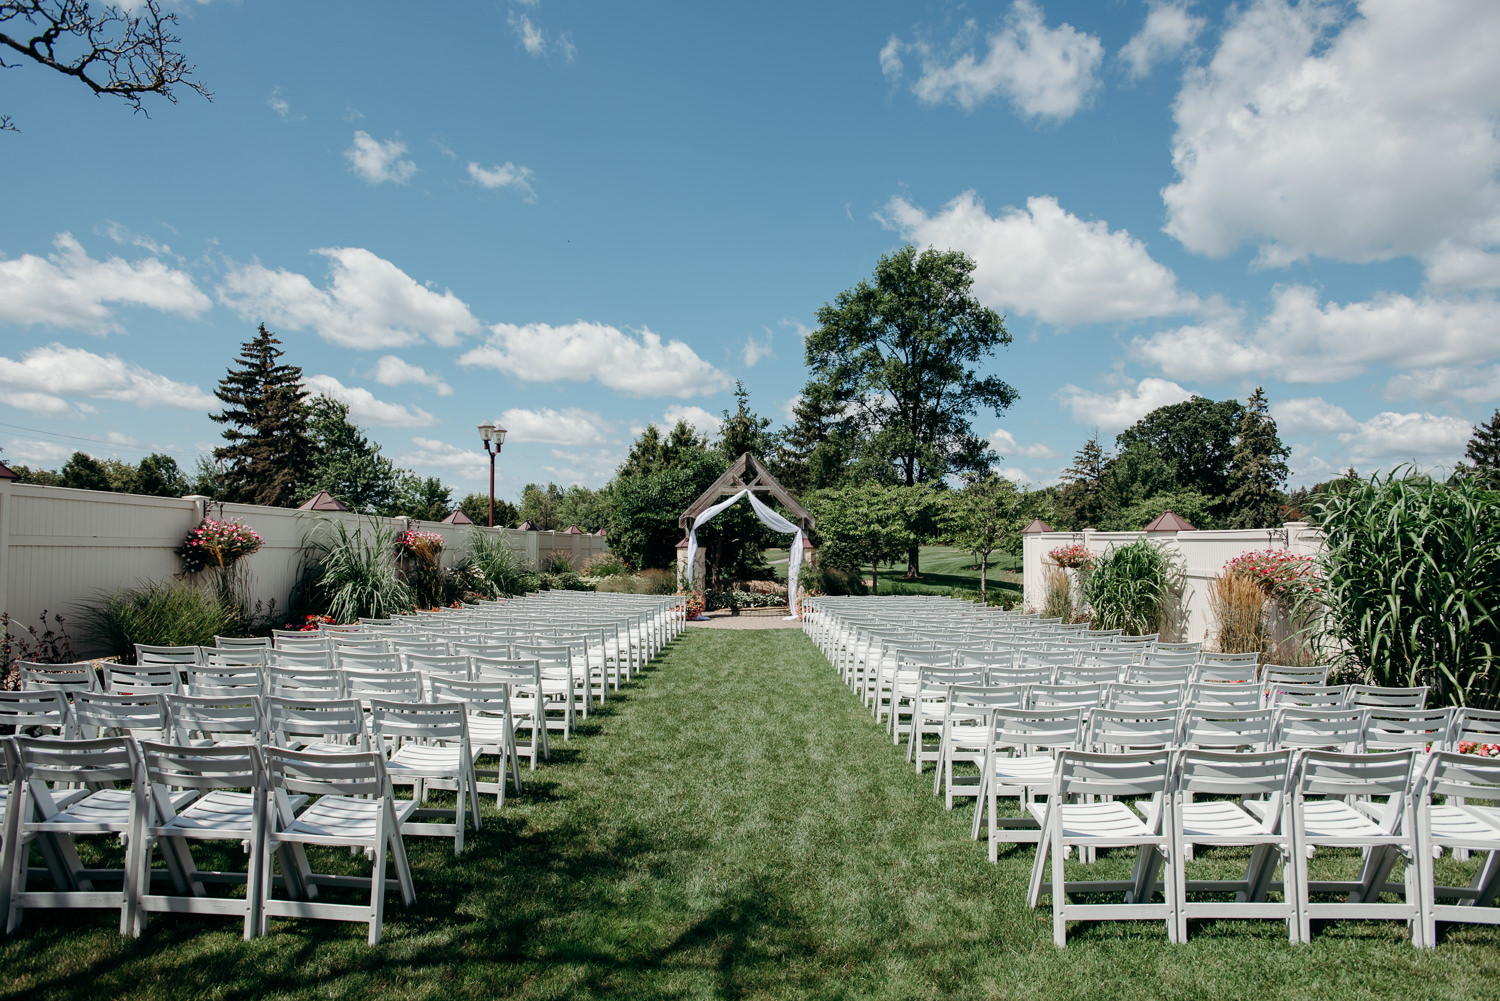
(2, 629), (1497, 1000)
(766, 545), (1023, 600)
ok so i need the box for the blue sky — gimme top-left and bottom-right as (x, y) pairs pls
(2, 0), (1498, 501)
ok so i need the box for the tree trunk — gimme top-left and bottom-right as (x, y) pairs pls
(905, 542), (921, 579)
(978, 552), (988, 603)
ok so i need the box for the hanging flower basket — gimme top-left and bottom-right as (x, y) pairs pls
(1048, 544), (1093, 570)
(178, 518), (263, 576)
(394, 529), (445, 566)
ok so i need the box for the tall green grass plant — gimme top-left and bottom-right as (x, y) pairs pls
(80, 579), (241, 662)
(1083, 538), (1184, 636)
(303, 519), (415, 623)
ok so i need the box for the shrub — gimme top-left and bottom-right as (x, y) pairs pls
(1209, 571), (1265, 656)
(1041, 565), (1074, 622)
(638, 568), (678, 595)
(1083, 538), (1184, 636)
(538, 571), (594, 592)
(2, 611), (76, 688)
(581, 552), (632, 577)
(800, 564), (868, 597)
(1309, 468), (1500, 707)
(303, 520), (415, 624)
(542, 555), (575, 575)
(80, 579), (241, 662)
(704, 590), (786, 611)
(466, 531), (534, 597)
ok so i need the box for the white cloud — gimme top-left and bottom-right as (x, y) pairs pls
(742, 329), (774, 367)
(988, 428), (1057, 459)
(1339, 411), (1472, 471)
(508, 8), (574, 61)
(2, 438), (74, 466)
(467, 161), (537, 201)
(496, 407), (614, 446)
(394, 437), (487, 484)
(1271, 397), (1357, 435)
(267, 87), (301, 121)
(879, 35), (904, 78)
(0, 343), (216, 415)
(369, 355), (453, 396)
(1162, 0), (1500, 279)
(343, 131), (417, 185)
(1383, 364), (1500, 404)
(96, 221), (173, 258)
(884, 191), (1198, 325)
(0, 233), (210, 334)
(542, 447), (623, 488)
(459, 321), (733, 398)
(1120, 1), (1205, 79)
(219, 247), (481, 349)
(661, 405), (722, 441)
(1131, 285), (1500, 384)
(302, 374), (436, 428)
(903, 1), (1104, 121)
(1055, 378), (1196, 430)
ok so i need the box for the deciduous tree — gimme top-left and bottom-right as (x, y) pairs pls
(942, 475), (1020, 603)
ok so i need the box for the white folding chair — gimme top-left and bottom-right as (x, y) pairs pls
(369, 701), (481, 854)
(165, 693), (266, 747)
(973, 707), (1084, 861)
(1415, 750), (1500, 945)
(71, 690), (169, 741)
(16, 660), (100, 695)
(1026, 749), (1179, 946)
(933, 684), (1026, 808)
(136, 741), (268, 939)
(4, 736), (146, 936)
(429, 677), (525, 803)
(471, 656), (549, 768)
(268, 697), (369, 754)
(261, 747), (416, 945)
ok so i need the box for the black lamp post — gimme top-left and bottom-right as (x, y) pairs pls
(477, 421), (508, 527)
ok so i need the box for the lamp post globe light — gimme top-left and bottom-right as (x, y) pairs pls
(477, 421), (508, 528)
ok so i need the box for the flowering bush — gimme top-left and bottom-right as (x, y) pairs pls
(285, 614), (334, 632)
(394, 529), (445, 565)
(178, 519), (263, 576)
(794, 584), (824, 618)
(679, 591), (704, 618)
(1048, 544), (1093, 570)
(1459, 741), (1500, 758)
(1222, 550), (1320, 606)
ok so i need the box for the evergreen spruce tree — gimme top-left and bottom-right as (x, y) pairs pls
(1057, 434), (1110, 529)
(210, 324), (314, 507)
(1226, 386), (1291, 529)
(1466, 409), (1500, 485)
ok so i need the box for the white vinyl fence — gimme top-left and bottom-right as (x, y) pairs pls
(0, 481), (608, 650)
(1021, 522), (1325, 647)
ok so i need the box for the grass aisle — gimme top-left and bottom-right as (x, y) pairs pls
(2, 629), (1498, 1000)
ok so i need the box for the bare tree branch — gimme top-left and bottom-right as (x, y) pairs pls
(0, 0), (210, 131)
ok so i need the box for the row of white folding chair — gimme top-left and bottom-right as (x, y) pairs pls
(0, 734), (419, 943)
(1028, 745), (1500, 948)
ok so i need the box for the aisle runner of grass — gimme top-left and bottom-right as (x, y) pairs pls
(2, 630), (1498, 1000)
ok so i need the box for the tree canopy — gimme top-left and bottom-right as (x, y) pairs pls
(210, 324), (314, 508)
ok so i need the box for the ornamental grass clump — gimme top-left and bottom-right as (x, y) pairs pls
(1083, 537), (1183, 636)
(1041, 565), (1074, 622)
(1208, 570), (1267, 656)
(466, 530), (536, 596)
(81, 578), (241, 663)
(1310, 468), (1500, 708)
(303, 519), (414, 624)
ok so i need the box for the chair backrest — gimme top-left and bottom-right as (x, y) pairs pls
(16, 659), (100, 694)
(1055, 665), (1122, 686)
(402, 652), (473, 682)
(1121, 665), (1193, 686)
(1191, 662), (1259, 685)
(1197, 650), (1260, 666)
(182, 662), (265, 698)
(266, 649), (336, 671)
(266, 666), (343, 700)
(387, 638), (451, 657)
(1362, 705), (1455, 752)
(1085, 706), (1181, 752)
(514, 643), (573, 679)
(1054, 748), (1172, 799)
(918, 665), (986, 694)
(1027, 683), (1103, 710)
(141, 740), (264, 813)
(451, 639), (512, 659)
(1104, 682), (1185, 710)
(989, 665), (1053, 687)
(1078, 651), (1140, 668)
(135, 643), (202, 665)
(215, 634), (271, 650)
(13, 734), (139, 791)
(1154, 641), (1200, 654)
(342, 669), (423, 705)
(988, 706), (1084, 754)
(1177, 707), (1274, 751)
(1186, 681), (1262, 710)
(1272, 707), (1367, 751)
(271, 632), (332, 652)
(70, 689), (168, 737)
(1143, 651), (1199, 669)
(1347, 684), (1429, 709)
(0, 688), (72, 736)
(1268, 683), (1350, 710)
(1019, 651), (1079, 670)
(268, 696), (368, 749)
(200, 647), (269, 669)
(428, 677), (513, 713)
(330, 634), (391, 652)
(165, 693), (266, 745)
(369, 699), (469, 746)
(470, 656), (543, 691)
(1260, 663), (1330, 689)
(1296, 749), (1415, 802)
(1420, 750), (1500, 813)
(1176, 747), (1293, 799)
(335, 650), (403, 673)
(105, 662), (181, 695)
(264, 744), (389, 799)
(944, 684), (1027, 718)
(1453, 707), (1500, 749)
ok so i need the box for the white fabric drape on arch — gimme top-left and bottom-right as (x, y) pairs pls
(683, 489), (804, 619)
